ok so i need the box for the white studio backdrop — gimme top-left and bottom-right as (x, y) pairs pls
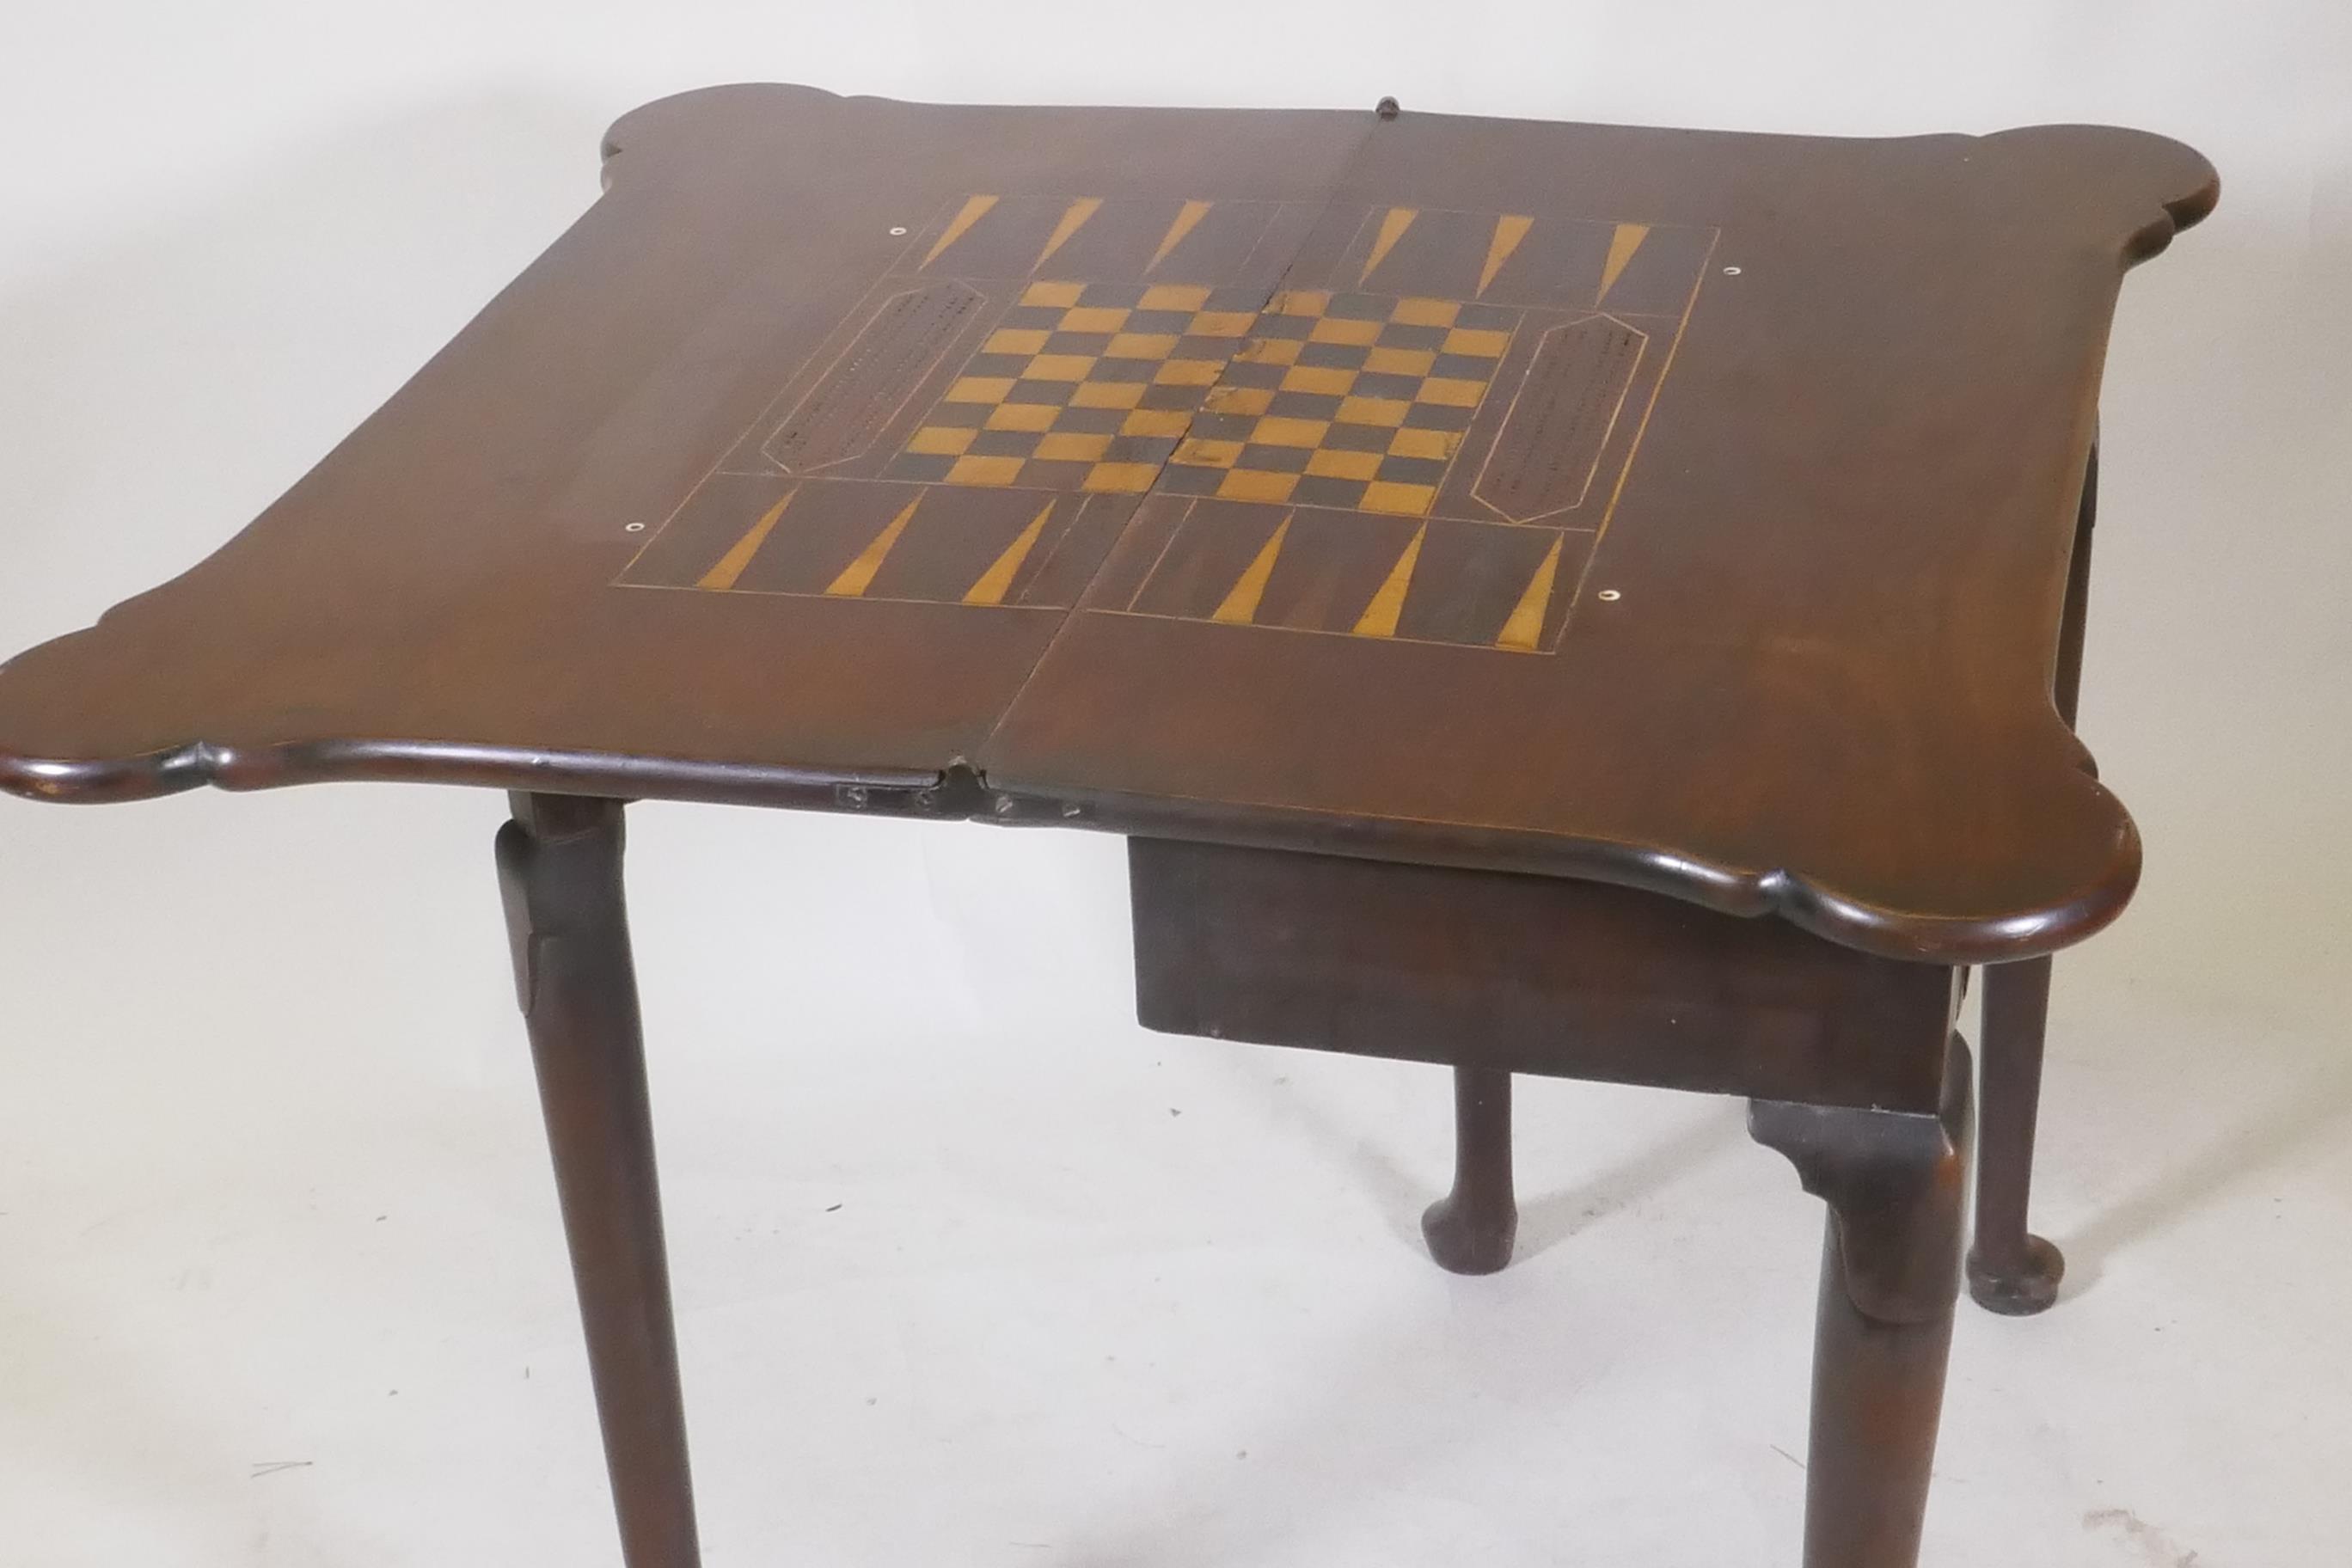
(2, 4), (2348, 1565)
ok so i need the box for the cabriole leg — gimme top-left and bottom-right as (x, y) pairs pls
(1969, 959), (2065, 1313)
(1968, 439), (2093, 1316)
(496, 793), (701, 1568)
(1422, 1066), (1518, 1274)
(1751, 1036), (1972, 1568)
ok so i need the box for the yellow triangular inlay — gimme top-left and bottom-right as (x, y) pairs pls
(1033, 197), (1104, 272)
(1351, 524), (1426, 637)
(1211, 514), (1292, 625)
(1359, 207), (1418, 284)
(920, 195), (998, 269)
(1478, 214), (1534, 296)
(1596, 222), (1650, 303)
(825, 497), (922, 597)
(964, 501), (1054, 605)
(696, 489), (796, 591)
(1495, 535), (1565, 651)
(1147, 199), (1212, 273)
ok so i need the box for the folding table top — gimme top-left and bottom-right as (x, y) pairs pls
(0, 85), (2216, 962)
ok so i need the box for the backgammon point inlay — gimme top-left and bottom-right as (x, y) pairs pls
(616, 193), (1714, 655)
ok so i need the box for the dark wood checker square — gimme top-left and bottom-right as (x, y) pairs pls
(881, 279), (1269, 497)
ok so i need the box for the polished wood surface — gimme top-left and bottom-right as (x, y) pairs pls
(0, 85), (2214, 964)
(1422, 1066), (1516, 1276)
(1130, 836), (1960, 1112)
(0, 89), (2216, 1568)
(496, 794), (698, 1566)
(1138, 829), (1976, 1563)
(1971, 441), (2097, 1314)
(1752, 1034), (1971, 1568)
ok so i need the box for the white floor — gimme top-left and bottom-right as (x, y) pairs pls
(4, 8), (2350, 1565)
(5, 792), (2347, 1568)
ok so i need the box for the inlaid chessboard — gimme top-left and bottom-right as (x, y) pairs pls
(0, 87), (2215, 962)
(619, 193), (1714, 655)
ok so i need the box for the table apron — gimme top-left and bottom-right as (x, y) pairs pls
(1128, 837), (1959, 1113)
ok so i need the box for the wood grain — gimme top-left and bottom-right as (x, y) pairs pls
(0, 85), (2217, 963)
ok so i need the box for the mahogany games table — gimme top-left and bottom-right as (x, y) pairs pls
(0, 86), (2216, 1566)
